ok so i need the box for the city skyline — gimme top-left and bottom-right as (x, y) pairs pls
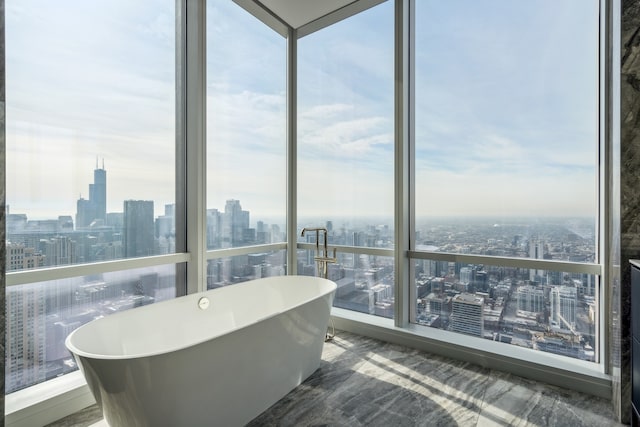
(7, 163), (597, 268)
(6, 159), (598, 225)
(5, 164), (599, 392)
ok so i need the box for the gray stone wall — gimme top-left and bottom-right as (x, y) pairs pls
(0, 0), (6, 424)
(617, 0), (640, 423)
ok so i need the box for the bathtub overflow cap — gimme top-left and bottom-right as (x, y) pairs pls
(198, 297), (210, 310)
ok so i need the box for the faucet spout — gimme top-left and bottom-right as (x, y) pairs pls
(301, 227), (336, 279)
(300, 227), (327, 237)
(301, 227), (326, 254)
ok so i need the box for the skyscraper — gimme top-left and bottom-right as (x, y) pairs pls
(449, 293), (484, 337)
(42, 236), (76, 266)
(156, 204), (175, 239)
(460, 266), (473, 286)
(206, 208), (222, 249)
(517, 285), (545, 313)
(222, 199), (250, 248)
(529, 238), (545, 281)
(76, 160), (107, 229)
(6, 284), (47, 392)
(123, 200), (155, 258)
(550, 285), (577, 329)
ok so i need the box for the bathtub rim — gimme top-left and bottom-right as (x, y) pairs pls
(65, 275), (337, 361)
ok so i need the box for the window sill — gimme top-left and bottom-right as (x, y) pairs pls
(330, 308), (612, 399)
(5, 371), (95, 427)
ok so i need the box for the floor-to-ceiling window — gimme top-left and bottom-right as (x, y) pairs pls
(5, 0), (180, 394)
(297, 1), (395, 318)
(3, 0), (611, 423)
(411, 0), (601, 362)
(205, 2), (287, 286)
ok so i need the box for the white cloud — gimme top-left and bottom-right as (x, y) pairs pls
(415, 167), (596, 218)
(6, 0), (600, 222)
(300, 103), (355, 118)
(299, 111), (391, 157)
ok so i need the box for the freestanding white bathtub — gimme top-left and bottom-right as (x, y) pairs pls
(65, 275), (336, 427)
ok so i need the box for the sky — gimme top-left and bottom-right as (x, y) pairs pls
(6, 0), (175, 218)
(413, 1), (598, 218)
(5, 0), (599, 223)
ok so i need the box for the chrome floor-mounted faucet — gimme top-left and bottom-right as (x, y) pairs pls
(300, 226), (337, 341)
(300, 227), (337, 279)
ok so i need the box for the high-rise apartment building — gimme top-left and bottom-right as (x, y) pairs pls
(460, 266), (473, 286)
(207, 208), (222, 248)
(222, 199), (250, 247)
(155, 204), (176, 255)
(450, 293), (484, 337)
(550, 285), (578, 329)
(123, 200), (155, 258)
(156, 204), (175, 238)
(7, 243), (46, 271)
(517, 285), (545, 313)
(426, 292), (451, 321)
(42, 236), (76, 266)
(529, 238), (545, 281)
(6, 284), (47, 392)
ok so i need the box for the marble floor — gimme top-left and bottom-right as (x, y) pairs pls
(48, 330), (624, 427)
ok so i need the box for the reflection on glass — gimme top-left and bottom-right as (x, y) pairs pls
(415, 260), (597, 362)
(6, 0), (176, 270)
(6, 265), (177, 394)
(300, 249), (394, 319)
(207, 251), (286, 289)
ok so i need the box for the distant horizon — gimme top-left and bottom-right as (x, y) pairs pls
(7, 206), (596, 229)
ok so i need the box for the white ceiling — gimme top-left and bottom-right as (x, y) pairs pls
(259, 0), (357, 29)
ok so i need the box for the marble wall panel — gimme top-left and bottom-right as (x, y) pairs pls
(618, 0), (640, 423)
(0, 0), (6, 425)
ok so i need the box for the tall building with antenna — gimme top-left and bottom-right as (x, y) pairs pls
(76, 159), (107, 229)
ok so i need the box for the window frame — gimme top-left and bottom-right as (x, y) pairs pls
(319, 0), (610, 398)
(4, 0), (615, 424)
(399, 0), (607, 370)
(403, 0), (606, 368)
(5, 0), (190, 421)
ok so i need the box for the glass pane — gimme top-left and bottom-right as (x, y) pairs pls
(297, 2), (394, 245)
(415, 260), (597, 362)
(6, 0), (176, 270)
(300, 249), (394, 319)
(414, 1), (598, 260)
(206, 3), (286, 249)
(207, 251), (286, 289)
(6, 265), (177, 393)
